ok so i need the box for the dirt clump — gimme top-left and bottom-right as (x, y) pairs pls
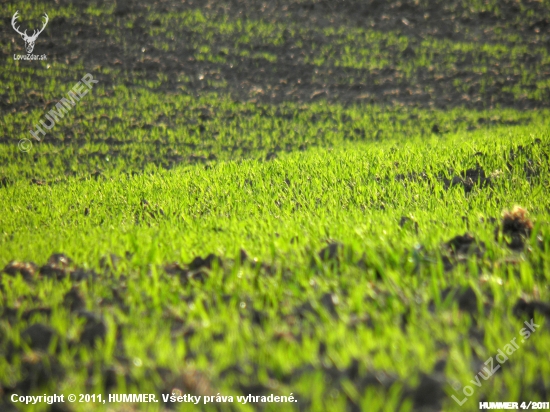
(94, 365), (132, 393)
(63, 287), (86, 312)
(40, 253), (74, 280)
(409, 372), (446, 412)
(10, 353), (65, 394)
(444, 233), (485, 258)
(2, 261), (38, 281)
(441, 233), (485, 270)
(188, 254), (223, 271)
(69, 268), (97, 282)
(20, 323), (57, 352)
(512, 298), (550, 322)
(165, 253), (224, 285)
(294, 301), (319, 320)
(495, 206), (534, 250)
(164, 262), (186, 277)
(429, 286), (478, 315)
(316, 242), (345, 264)
(48, 253), (73, 267)
(443, 166), (491, 193)
(78, 311), (107, 347)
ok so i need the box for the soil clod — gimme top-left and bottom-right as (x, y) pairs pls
(317, 242), (344, 263)
(40, 254), (74, 280)
(2, 261), (38, 281)
(294, 301), (319, 320)
(512, 298), (550, 322)
(40, 264), (69, 280)
(48, 253), (73, 267)
(63, 287), (86, 312)
(69, 268), (97, 282)
(441, 233), (485, 270)
(78, 313), (107, 347)
(410, 373), (446, 411)
(188, 254), (223, 271)
(444, 166), (491, 193)
(430, 286), (478, 315)
(495, 206), (534, 250)
(20, 323), (57, 351)
(444, 233), (485, 257)
(165, 254), (224, 284)
(14, 354), (65, 394)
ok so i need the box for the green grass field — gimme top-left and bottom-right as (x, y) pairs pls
(1, 1), (550, 411)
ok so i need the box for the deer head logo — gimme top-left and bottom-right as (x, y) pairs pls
(11, 11), (49, 54)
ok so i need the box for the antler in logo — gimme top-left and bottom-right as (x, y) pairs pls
(12, 11), (49, 54)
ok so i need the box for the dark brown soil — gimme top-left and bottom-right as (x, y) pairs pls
(513, 298), (550, 323)
(2, 261), (38, 281)
(2, 0), (550, 111)
(495, 206), (534, 250)
(429, 286), (479, 315)
(165, 253), (225, 285)
(443, 166), (492, 193)
(20, 323), (57, 351)
(78, 311), (107, 347)
(444, 233), (485, 258)
(62, 287), (86, 312)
